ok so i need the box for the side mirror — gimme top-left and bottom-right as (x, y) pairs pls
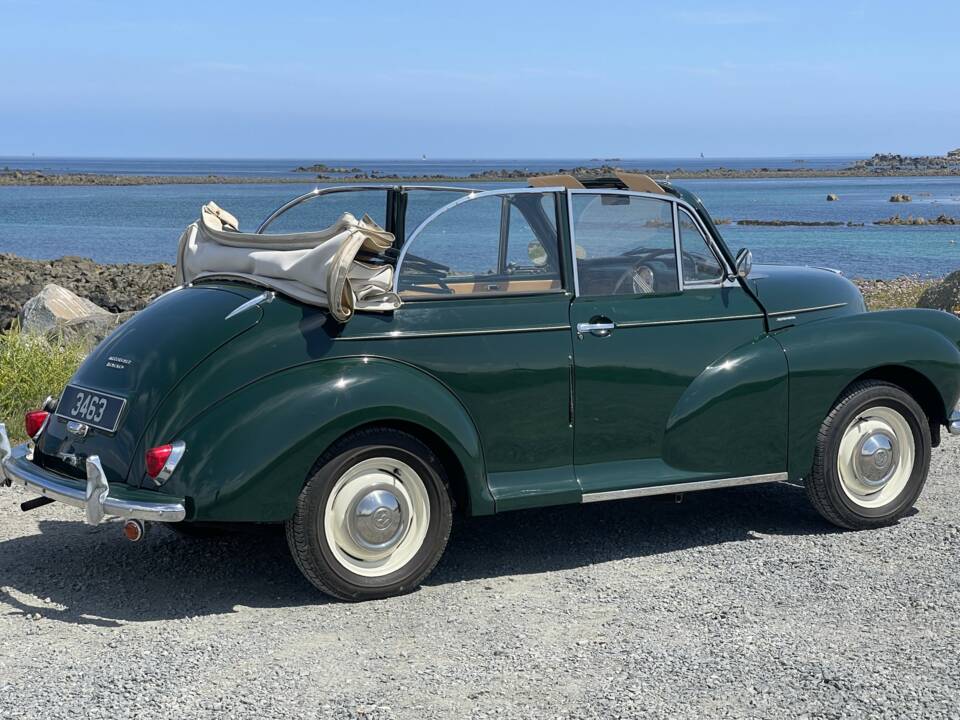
(734, 248), (753, 279)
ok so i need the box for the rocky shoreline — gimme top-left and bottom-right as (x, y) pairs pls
(0, 254), (950, 331)
(0, 254), (174, 330)
(5, 150), (960, 186)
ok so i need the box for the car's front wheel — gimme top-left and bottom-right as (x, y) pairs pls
(286, 427), (452, 601)
(806, 380), (931, 529)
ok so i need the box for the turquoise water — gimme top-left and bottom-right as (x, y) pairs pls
(1, 161), (958, 278)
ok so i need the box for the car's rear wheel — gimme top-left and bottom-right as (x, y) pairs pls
(285, 427), (452, 601)
(806, 380), (931, 529)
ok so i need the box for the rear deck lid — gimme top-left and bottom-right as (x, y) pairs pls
(36, 284), (262, 483)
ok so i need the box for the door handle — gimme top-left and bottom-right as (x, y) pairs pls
(576, 319), (616, 338)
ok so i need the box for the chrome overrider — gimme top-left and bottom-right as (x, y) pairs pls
(0, 423), (186, 525)
(950, 409), (960, 435)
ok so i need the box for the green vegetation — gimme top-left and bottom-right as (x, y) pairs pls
(854, 277), (937, 311)
(0, 327), (86, 443)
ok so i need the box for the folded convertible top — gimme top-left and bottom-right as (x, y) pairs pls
(175, 202), (401, 322)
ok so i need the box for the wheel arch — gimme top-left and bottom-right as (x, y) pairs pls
(164, 356), (493, 522)
(845, 365), (947, 445)
(779, 311), (960, 481)
(321, 419), (473, 516)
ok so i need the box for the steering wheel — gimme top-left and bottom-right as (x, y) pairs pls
(612, 261), (657, 295)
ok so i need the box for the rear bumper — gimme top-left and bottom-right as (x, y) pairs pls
(0, 423), (186, 525)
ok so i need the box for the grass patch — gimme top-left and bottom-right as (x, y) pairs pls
(0, 327), (86, 444)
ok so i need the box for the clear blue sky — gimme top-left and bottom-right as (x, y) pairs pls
(2, 0), (958, 159)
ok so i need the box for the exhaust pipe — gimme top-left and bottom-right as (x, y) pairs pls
(122, 519), (146, 542)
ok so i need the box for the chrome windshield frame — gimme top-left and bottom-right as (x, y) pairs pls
(255, 184), (477, 235)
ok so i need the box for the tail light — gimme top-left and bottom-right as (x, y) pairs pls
(144, 441), (186, 485)
(25, 410), (49, 438)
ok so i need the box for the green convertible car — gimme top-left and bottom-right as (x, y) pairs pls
(3, 172), (960, 601)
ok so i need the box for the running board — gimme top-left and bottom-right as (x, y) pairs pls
(580, 472), (788, 504)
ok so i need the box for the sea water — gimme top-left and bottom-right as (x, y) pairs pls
(1, 158), (958, 278)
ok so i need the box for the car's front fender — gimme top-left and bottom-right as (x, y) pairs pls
(774, 309), (960, 480)
(159, 356), (490, 522)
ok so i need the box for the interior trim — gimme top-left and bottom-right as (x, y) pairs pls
(581, 472), (788, 503)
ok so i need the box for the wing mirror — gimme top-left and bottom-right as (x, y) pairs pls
(734, 248), (753, 279)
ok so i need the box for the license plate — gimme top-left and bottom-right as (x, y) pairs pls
(55, 384), (127, 433)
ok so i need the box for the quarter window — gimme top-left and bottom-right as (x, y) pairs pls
(678, 208), (724, 283)
(570, 193), (679, 297)
(397, 192), (562, 298)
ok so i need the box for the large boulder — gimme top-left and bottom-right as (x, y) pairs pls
(917, 271), (960, 313)
(19, 283), (109, 334)
(51, 311), (136, 350)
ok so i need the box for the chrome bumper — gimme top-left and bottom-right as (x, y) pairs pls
(949, 411), (960, 435)
(0, 423), (185, 525)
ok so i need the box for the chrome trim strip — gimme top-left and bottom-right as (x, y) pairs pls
(672, 201), (684, 291)
(336, 324), (571, 341)
(613, 313), (764, 329)
(581, 472), (788, 503)
(394, 187), (567, 294)
(225, 291), (275, 320)
(0, 427), (185, 524)
(768, 302), (847, 316)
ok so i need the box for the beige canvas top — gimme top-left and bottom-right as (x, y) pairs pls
(528, 174), (585, 189)
(612, 171), (666, 194)
(175, 202), (401, 322)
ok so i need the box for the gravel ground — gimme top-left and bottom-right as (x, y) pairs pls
(2, 441), (959, 719)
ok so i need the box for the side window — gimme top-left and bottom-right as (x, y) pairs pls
(570, 193), (678, 297)
(678, 208), (724, 283)
(397, 192), (562, 298)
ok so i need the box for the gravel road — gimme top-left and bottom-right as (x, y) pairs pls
(2, 439), (959, 719)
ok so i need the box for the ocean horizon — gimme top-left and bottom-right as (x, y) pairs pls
(1, 157), (959, 279)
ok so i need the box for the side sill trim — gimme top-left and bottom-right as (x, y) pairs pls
(580, 472), (788, 504)
(336, 324), (571, 341)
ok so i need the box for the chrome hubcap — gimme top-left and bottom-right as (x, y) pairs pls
(324, 457), (431, 578)
(854, 430), (899, 487)
(347, 486), (408, 551)
(837, 405), (914, 509)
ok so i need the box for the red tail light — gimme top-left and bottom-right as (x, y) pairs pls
(25, 410), (49, 438)
(144, 441), (185, 484)
(145, 445), (173, 477)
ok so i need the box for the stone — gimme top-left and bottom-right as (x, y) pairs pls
(19, 283), (109, 334)
(49, 311), (137, 350)
(826, 194), (839, 201)
(889, 193), (912, 202)
(917, 270), (960, 313)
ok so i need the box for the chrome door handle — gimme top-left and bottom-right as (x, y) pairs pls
(576, 321), (616, 337)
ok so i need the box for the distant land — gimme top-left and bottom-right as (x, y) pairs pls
(2, 150), (959, 186)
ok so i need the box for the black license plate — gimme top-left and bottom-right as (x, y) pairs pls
(55, 384), (127, 433)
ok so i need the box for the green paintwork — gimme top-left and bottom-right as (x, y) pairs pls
(33, 184), (960, 523)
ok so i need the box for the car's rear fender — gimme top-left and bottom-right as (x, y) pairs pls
(774, 309), (960, 481)
(157, 357), (490, 521)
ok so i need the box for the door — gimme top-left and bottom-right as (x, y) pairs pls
(391, 188), (578, 510)
(567, 190), (788, 496)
